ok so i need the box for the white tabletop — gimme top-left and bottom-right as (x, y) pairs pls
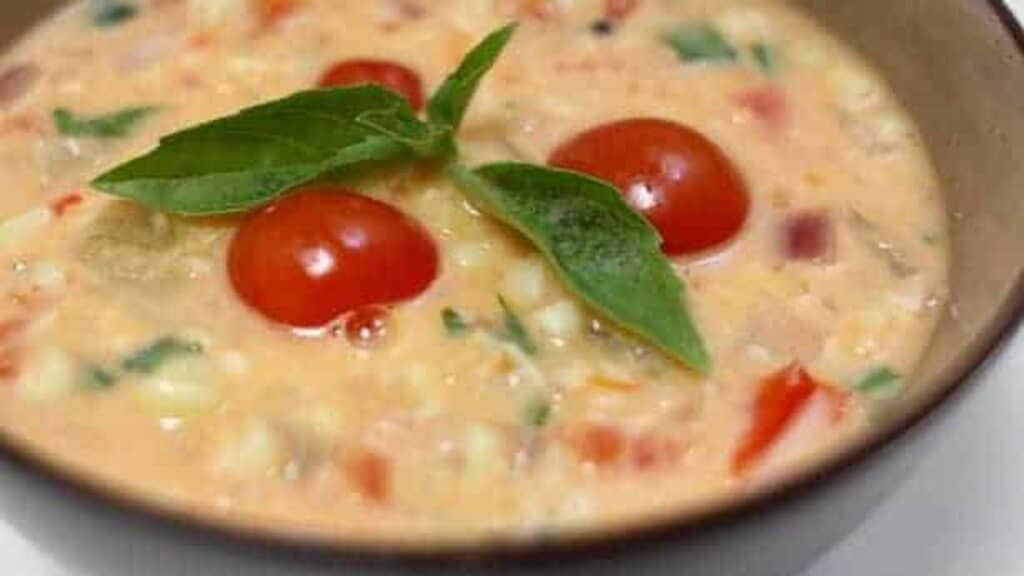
(3, 3), (1024, 574)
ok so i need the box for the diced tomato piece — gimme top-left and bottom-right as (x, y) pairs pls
(605, 0), (640, 22)
(630, 433), (682, 471)
(347, 450), (391, 504)
(736, 86), (788, 130)
(782, 210), (834, 262)
(572, 424), (627, 467)
(256, 0), (303, 28)
(733, 364), (820, 475)
(50, 192), (83, 217)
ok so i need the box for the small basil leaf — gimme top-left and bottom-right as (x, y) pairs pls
(93, 1), (138, 28)
(427, 24), (517, 131)
(452, 163), (709, 373)
(54, 106), (156, 138)
(442, 307), (471, 336)
(92, 86), (419, 215)
(122, 336), (203, 374)
(665, 23), (738, 64)
(357, 108), (454, 158)
(751, 43), (778, 74)
(498, 295), (538, 356)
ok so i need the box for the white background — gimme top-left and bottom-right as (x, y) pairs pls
(2, 3), (1023, 575)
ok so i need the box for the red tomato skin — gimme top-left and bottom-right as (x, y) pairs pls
(732, 364), (821, 475)
(228, 188), (438, 328)
(549, 118), (750, 256)
(318, 60), (425, 111)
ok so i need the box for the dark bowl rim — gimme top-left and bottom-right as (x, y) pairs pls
(2, 0), (1024, 569)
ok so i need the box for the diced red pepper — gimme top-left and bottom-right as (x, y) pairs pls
(782, 210), (834, 262)
(256, 0), (303, 29)
(347, 449), (391, 505)
(571, 423), (627, 467)
(50, 192), (83, 218)
(733, 364), (820, 475)
(736, 86), (788, 130)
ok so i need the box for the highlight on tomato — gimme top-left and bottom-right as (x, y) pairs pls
(318, 59), (425, 111)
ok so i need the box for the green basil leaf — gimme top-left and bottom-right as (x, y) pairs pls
(54, 106), (156, 138)
(427, 24), (517, 131)
(452, 163), (709, 373)
(665, 23), (738, 64)
(122, 336), (203, 374)
(92, 86), (425, 215)
(442, 307), (471, 336)
(498, 295), (538, 356)
(751, 43), (778, 74)
(855, 367), (902, 396)
(93, 1), (138, 28)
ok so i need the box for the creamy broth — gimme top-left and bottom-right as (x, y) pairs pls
(0, 0), (947, 542)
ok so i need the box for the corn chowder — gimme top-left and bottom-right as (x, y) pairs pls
(0, 0), (948, 543)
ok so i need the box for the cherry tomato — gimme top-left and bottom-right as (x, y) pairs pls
(228, 188), (438, 328)
(318, 59), (425, 111)
(549, 118), (750, 256)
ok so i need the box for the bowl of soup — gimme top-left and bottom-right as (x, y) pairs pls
(0, 1), (1021, 575)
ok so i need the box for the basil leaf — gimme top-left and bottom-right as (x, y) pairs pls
(122, 336), (203, 374)
(855, 367), (902, 396)
(452, 163), (709, 373)
(92, 86), (427, 215)
(751, 43), (778, 74)
(665, 23), (738, 64)
(498, 295), (538, 356)
(442, 307), (471, 336)
(93, 1), (138, 28)
(54, 106), (156, 138)
(427, 24), (517, 131)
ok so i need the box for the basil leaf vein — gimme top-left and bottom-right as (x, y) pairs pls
(452, 163), (709, 373)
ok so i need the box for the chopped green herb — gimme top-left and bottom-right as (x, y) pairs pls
(524, 397), (552, 428)
(54, 106), (156, 139)
(855, 367), (903, 396)
(442, 308), (471, 336)
(498, 296), (538, 356)
(751, 43), (778, 74)
(80, 364), (117, 391)
(665, 23), (738, 64)
(93, 1), (138, 28)
(122, 337), (203, 375)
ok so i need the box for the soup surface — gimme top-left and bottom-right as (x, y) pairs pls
(0, 0), (948, 543)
